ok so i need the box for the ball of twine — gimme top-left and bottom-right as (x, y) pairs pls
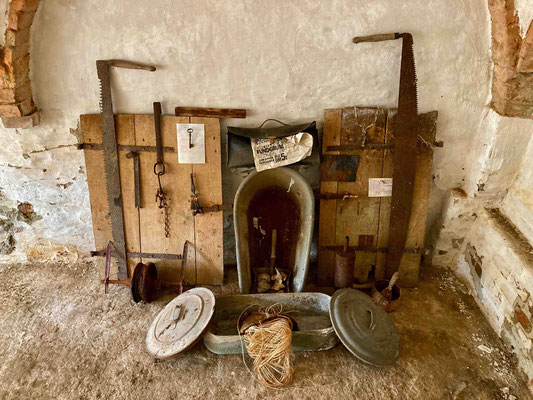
(241, 305), (294, 388)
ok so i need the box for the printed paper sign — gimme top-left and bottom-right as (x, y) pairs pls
(369, 178), (393, 197)
(251, 132), (313, 172)
(177, 124), (205, 164)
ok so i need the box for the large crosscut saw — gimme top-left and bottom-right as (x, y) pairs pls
(96, 59), (156, 280)
(352, 33), (418, 279)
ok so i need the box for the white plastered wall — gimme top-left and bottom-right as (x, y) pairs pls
(0, 0), (494, 263)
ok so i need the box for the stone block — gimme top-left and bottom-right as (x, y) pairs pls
(513, 305), (532, 333)
(9, 0), (40, 13)
(8, 8), (37, 31)
(5, 27), (31, 59)
(13, 79), (32, 102)
(0, 103), (22, 117)
(0, 88), (16, 103)
(1, 110), (39, 128)
(517, 22), (533, 73)
(18, 98), (34, 115)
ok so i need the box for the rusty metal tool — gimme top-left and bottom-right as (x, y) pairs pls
(334, 236), (355, 289)
(103, 240), (191, 303)
(189, 173), (230, 215)
(126, 151), (141, 208)
(78, 143), (174, 153)
(372, 272), (401, 313)
(104, 241), (112, 294)
(190, 173), (202, 215)
(92, 250), (182, 259)
(96, 59), (156, 280)
(352, 32), (419, 279)
(269, 229), (277, 275)
(153, 102), (170, 238)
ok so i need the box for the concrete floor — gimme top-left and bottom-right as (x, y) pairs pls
(0, 262), (530, 399)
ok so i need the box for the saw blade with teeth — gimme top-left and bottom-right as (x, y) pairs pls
(96, 60), (128, 280)
(385, 33), (420, 278)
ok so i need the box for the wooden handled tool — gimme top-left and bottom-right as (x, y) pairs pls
(96, 59), (156, 280)
(270, 229), (277, 275)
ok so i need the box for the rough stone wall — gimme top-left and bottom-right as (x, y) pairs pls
(428, 0), (533, 389)
(433, 193), (533, 387)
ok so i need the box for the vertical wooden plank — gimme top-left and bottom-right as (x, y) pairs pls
(81, 114), (110, 279)
(318, 109), (341, 285)
(191, 117), (224, 285)
(375, 110), (395, 280)
(336, 107), (385, 284)
(376, 111), (438, 285)
(136, 114), (195, 282)
(115, 114), (140, 277)
(81, 114), (138, 279)
(399, 111), (438, 286)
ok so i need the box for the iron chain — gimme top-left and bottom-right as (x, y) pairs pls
(155, 165), (170, 238)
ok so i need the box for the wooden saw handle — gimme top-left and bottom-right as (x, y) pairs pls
(352, 33), (400, 44)
(109, 59), (156, 71)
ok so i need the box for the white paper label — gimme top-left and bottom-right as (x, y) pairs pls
(250, 132), (313, 172)
(177, 124), (205, 164)
(369, 178), (393, 197)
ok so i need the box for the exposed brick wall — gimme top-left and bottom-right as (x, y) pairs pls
(0, 0), (39, 127)
(488, 0), (533, 118)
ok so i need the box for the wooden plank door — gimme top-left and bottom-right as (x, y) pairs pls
(81, 113), (223, 285)
(318, 107), (438, 287)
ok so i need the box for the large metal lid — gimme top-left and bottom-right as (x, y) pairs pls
(330, 288), (400, 366)
(146, 287), (215, 359)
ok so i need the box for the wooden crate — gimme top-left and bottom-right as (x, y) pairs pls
(318, 107), (438, 287)
(80, 114), (223, 285)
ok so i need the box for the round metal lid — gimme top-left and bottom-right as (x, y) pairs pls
(330, 288), (400, 366)
(146, 287), (215, 359)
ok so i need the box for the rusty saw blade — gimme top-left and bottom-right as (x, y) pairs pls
(96, 59), (156, 280)
(352, 32), (419, 278)
(386, 33), (418, 278)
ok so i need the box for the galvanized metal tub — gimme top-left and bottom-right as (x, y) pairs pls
(234, 167), (314, 293)
(203, 292), (338, 354)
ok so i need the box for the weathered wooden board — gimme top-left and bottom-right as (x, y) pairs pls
(81, 113), (223, 285)
(318, 107), (438, 287)
(191, 117), (224, 285)
(318, 109), (341, 286)
(336, 107), (386, 284)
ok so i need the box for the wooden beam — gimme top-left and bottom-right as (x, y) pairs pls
(175, 107), (246, 119)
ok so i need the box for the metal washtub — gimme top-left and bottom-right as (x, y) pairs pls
(203, 292), (338, 354)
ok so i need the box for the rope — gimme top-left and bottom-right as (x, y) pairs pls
(238, 304), (294, 388)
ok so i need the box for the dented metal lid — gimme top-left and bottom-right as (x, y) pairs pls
(146, 287), (215, 359)
(330, 288), (400, 366)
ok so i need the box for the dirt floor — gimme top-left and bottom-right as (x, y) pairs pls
(0, 262), (530, 400)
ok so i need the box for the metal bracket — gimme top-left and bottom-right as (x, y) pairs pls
(91, 250), (182, 260)
(78, 143), (175, 153)
(126, 151), (141, 208)
(321, 245), (426, 254)
(196, 204), (233, 214)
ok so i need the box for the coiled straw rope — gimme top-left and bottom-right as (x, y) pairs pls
(240, 305), (294, 388)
